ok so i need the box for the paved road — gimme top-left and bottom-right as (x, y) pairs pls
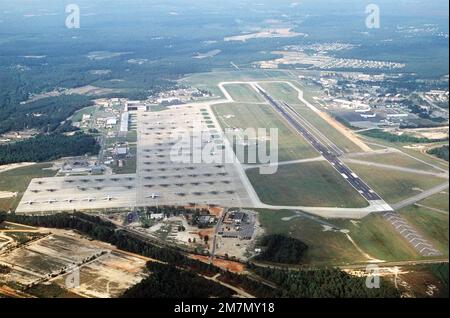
(210, 209), (226, 263)
(251, 257), (449, 271)
(343, 148), (399, 158)
(255, 84), (387, 204)
(242, 156), (325, 170)
(214, 81), (393, 218)
(343, 158), (449, 179)
(392, 182), (449, 210)
(414, 203), (448, 215)
(339, 258), (449, 270)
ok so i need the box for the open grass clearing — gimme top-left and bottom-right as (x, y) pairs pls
(259, 82), (362, 153)
(256, 209), (367, 265)
(346, 162), (446, 204)
(347, 152), (444, 173)
(0, 163), (56, 211)
(417, 192), (449, 213)
(223, 83), (265, 103)
(399, 205), (449, 256)
(212, 102), (318, 162)
(335, 214), (422, 262)
(247, 162), (368, 208)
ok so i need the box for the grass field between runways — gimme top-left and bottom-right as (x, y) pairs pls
(256, 209), (367, 265)
(222, 83), (266, 103)
(259, 82), (363, 153)
(247, 162), (368, 208)
(212, 102), (319, 163)
(346, 162), (447, 204)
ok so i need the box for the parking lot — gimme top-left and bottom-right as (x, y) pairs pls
(135, 104), (253, 207)
(16, 104), (253, 213)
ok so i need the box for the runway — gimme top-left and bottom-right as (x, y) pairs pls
(254, 84), (390, 207)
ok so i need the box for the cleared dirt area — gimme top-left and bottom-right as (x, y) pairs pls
(0, 191), (16, 199)
(189, 254), (245, 273)
(0, 162), (36, 174)
(401, 127), (449, 140)
(0, 227), (148, 298)
(224, 28), (306, 42)
(24, 85), (118, 104)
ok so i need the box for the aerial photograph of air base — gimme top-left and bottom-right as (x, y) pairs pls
(0, 0), (448, 304)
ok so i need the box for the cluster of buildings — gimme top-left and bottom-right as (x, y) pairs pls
(218, 209), (255, 241)
(58, 157), (104, 176)
(312, 71), (448, 129)
(256, 46), (405, 71)
(147, 88), (212, 106)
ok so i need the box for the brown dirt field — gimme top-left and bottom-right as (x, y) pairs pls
(105, 261), (143, 274)
(208, 207), (224, 217)
(115, 249), (154, 262)
(190, 254), (246, 273)
(198, 228), (214, 238)
(0, 285), (33, 298)
(0, 162), (35, 174)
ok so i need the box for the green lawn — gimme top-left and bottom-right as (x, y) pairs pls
(223, 83), (265, 103)
(126, 130), (137, 143)
(257, 209), (428, 265)
(335, 214), (422, 262)
(257, 209), (367, 265)
(357, 134), (449, 171)
(71, 105), (98, 122)
(347, 162), (447, 204)
(348, 152), (443, 173)
(418, 192), (449, 212)
(0, 163), (56, 211)
(112, 146), (137, 174)
(247, 162), (368, 208)
(400, 205), (449, 256)
(180, 69), (287, 98)
(212, 102), (318, 162)
(259, 82), (362, 153)
(259, 82), (304, 104)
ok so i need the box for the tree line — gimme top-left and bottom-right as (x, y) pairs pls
(360, 129), (448, 144)
(428, 145), (449, 162)
(255, 234), (308, 265)
(252, 265), (401, 298)
(121, 262), (233, 298)
(0, 132), (100, 164)
(0, 95), (92, 134)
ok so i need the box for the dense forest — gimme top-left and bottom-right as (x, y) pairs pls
(0, 132), (99, 164)
(0, 95), (92, 134)
(122, 262), (233, 298)
(428, 145), (449, 161)
(255, 234), (308, 264)
(360, 129), (448, 143)
(252, 266), (401, 298)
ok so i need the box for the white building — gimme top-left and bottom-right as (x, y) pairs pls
(106, 118), (117, 125)
(120, 112), (129, 132)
